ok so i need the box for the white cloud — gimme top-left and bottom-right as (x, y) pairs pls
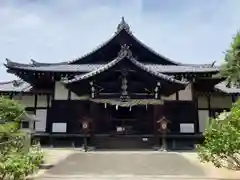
(0, 0), (239, 81)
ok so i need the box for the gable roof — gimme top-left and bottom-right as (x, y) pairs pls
(62, 44), (188, 86)
(20, 17), (216, 66)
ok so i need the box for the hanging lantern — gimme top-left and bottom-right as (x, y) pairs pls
(154, 81), (161, 99)
(154, 86), (159, 99)
(90, 81), (95, 98)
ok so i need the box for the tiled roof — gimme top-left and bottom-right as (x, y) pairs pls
(26, 17), (217, 66)
(5, 61), (219, 74)
(5, 63), (104, 72)
(0, 80), (32, 92)
(214, 81), (240, 94)
(145, 64), (218, 73)
(62, 45), (188, 86)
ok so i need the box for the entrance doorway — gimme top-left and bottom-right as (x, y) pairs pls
(110, 106), (136, 135)
(94, 105), (154, 149)
(109, 106), (151, 135)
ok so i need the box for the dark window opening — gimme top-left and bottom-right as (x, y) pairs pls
(21, 121), (29, 129)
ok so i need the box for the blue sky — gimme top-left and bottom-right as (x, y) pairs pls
(0, 0), (239, 81)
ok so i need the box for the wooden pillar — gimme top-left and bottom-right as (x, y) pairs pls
(152, 105), (158, 148)
(153, 105), (157, 134)
(207, 93), (211, 117)
(192, 86), (199, 133)
(89, 102), (95, 134)
(89, 102), (96, 147)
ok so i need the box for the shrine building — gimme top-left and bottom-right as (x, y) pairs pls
(1, 18), (238, 149)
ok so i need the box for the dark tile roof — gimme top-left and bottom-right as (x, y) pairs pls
(0, 80), (32, 92)
(62, 45), (188, 86)
(214, 81), (240, 94)
(5, 60), (219, 74)
(25, 17), (217, 66)
(145, 64), (219, 73)
(5, 63), (104, 72)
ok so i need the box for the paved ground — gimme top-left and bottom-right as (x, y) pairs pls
(34, 149), (240, 180)
(36, 151), (209, 180)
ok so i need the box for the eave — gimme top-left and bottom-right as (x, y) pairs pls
(214, 81), (240, 94)
(62, 44), (189, 87)
(4, 59), (219, 75)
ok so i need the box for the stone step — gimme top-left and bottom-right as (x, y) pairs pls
(94, 136), (154, 149)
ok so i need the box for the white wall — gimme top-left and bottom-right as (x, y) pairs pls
(13, 94), (35, 107)
(178, 84), (192, 101)
(180, 123), (195, 133)
(52, 122), (67, 133)
(162, 93), (176, 100)
(37, 95), (47, 107)
(54, 81), (68, 100)
(198, 110), (209, 132)
(70, 93), (90, 100)
(210, 95), (232, 109)
(35, 109), (47, 132)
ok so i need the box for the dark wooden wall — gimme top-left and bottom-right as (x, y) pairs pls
(46, 100), (90, 133)
(163, 101), (197, 133)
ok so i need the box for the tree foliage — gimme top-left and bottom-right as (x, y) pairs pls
(0, 96), (25, 123)
(197, 99), (240, 170)
(0, 96), (44, 180)
(220, 31), (240, 87)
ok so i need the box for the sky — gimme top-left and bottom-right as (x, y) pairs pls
(0, 0), (240, 81)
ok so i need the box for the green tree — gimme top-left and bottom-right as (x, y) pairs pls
(0, 96), (25, 123)
(221, 31), (240, 87)
(0, 96), (43, 179)
(196, 99), (240, 170)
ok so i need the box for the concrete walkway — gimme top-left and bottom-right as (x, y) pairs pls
(34, 149), (240, 180)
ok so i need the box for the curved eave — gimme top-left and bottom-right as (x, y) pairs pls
(5, 59), (34, 67)
(4, 62), (103, 73)
(214, 81), (240, 94)
(62, 46), (189, 87)
(30, 59), (68, 66)
(0, 79), (32, 92)
(5, 19), (217, 67)
(4, 59), (219, 75)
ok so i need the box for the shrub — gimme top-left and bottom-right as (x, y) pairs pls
(0, 97), (44, 179)
(197, 99), (240, 170)
(0, 143), (44, 180)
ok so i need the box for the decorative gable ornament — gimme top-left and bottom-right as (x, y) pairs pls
(116, 17), (131, 33)
(118, 44), (133, 59)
